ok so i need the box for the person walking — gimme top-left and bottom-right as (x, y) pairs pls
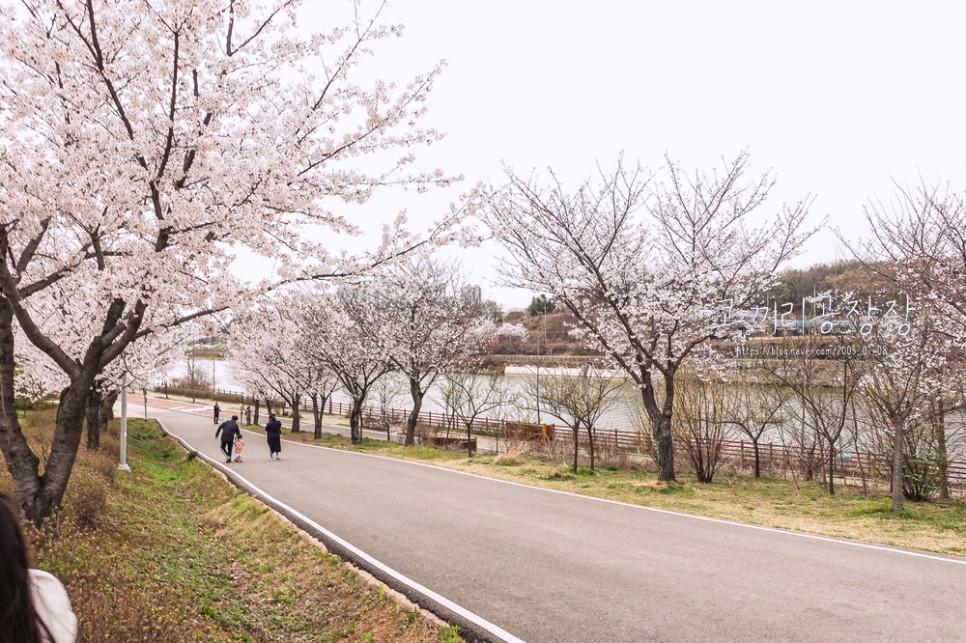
(265, 414), (282, 460)
(215, 415), (241, 463)
(1, 492), (78, 643)
(244, 406), (252, 426)
(213, 402), (221, 425)
(233, 432), (245, 463)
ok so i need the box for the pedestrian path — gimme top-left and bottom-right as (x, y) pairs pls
(137, 394), (966, 643)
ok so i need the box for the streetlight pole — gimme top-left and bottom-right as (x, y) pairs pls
(118, 372), (132, 472)
(535, 307), (542, 424)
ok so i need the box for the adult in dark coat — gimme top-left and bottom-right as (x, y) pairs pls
(215, 415), (240, 463)
(265, 414), (282, 460)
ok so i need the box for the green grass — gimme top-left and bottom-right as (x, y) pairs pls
(285, 430), (471, 462)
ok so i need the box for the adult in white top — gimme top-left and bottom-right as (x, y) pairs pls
(1, 491), (78, 643)
(29, 569), (78, 643)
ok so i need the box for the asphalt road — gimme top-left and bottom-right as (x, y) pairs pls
(143, 399), (966, 643)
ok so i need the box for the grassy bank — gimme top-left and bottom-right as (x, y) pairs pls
(1, 409), (462, 642)
(284, 431), (966, 559)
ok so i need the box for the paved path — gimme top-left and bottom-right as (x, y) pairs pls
(138, 398), (966, 643)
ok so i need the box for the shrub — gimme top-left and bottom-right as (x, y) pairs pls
(493, 453), (524, 466)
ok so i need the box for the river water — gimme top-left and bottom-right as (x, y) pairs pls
(165, 360), (646, 429)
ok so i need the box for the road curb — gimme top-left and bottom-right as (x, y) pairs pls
(155, 417), (524, 643)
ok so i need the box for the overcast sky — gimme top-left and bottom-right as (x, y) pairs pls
(298, 1), (966, 309)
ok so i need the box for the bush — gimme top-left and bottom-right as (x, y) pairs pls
(493, 453), (525, 466)
(902, 454), (947, 502)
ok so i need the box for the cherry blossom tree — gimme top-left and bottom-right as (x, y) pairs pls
(0, 0), (456, 522)
(482, 152), (812, 482)
(848, 182), (966, 499)
(300, 288), (393, 443)
(298, 352), (340, 440)
(366, 257), (496, 445)
(856, 317), (944, 511)
(856, 184), (966, 342)
(229, 310), (308, 432)
(229, 301), (339, 436)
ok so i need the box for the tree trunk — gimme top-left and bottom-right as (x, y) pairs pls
(39, 380), (94, 517)
(311, 393), (322, 440)
(85, 387), (118, 450)
(405, 378), (423, 446)
(1, 299), (100, 523)
(827, 438), (836, 496)
(639, 379), (676, 482)
(585, 423), (596, 471)
(572, 427), (579, 473)
(253, 398), (260, 425)
(86, 385), (104, 450)
(0, 300), (44, 522)
(349, 398), (365, 444)
(289, 393), (301, 433)
(891, 417), (905, 511)
(11, 378), (92, 524)
(752, 440), (761, 478)
(653, 414), (676, 482)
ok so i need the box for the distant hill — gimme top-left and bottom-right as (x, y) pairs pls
(489, 310), (600, 356)
(761, 259), (899, 311)
(487, 259), (900, 356)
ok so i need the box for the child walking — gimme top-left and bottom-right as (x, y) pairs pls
(233, 433), (245, 463)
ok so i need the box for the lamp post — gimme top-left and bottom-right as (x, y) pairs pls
(118, 371), (132, 472)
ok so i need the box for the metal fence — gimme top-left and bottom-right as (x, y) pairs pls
(326, 400), (966, 488)
(154, 389), (965, 490)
